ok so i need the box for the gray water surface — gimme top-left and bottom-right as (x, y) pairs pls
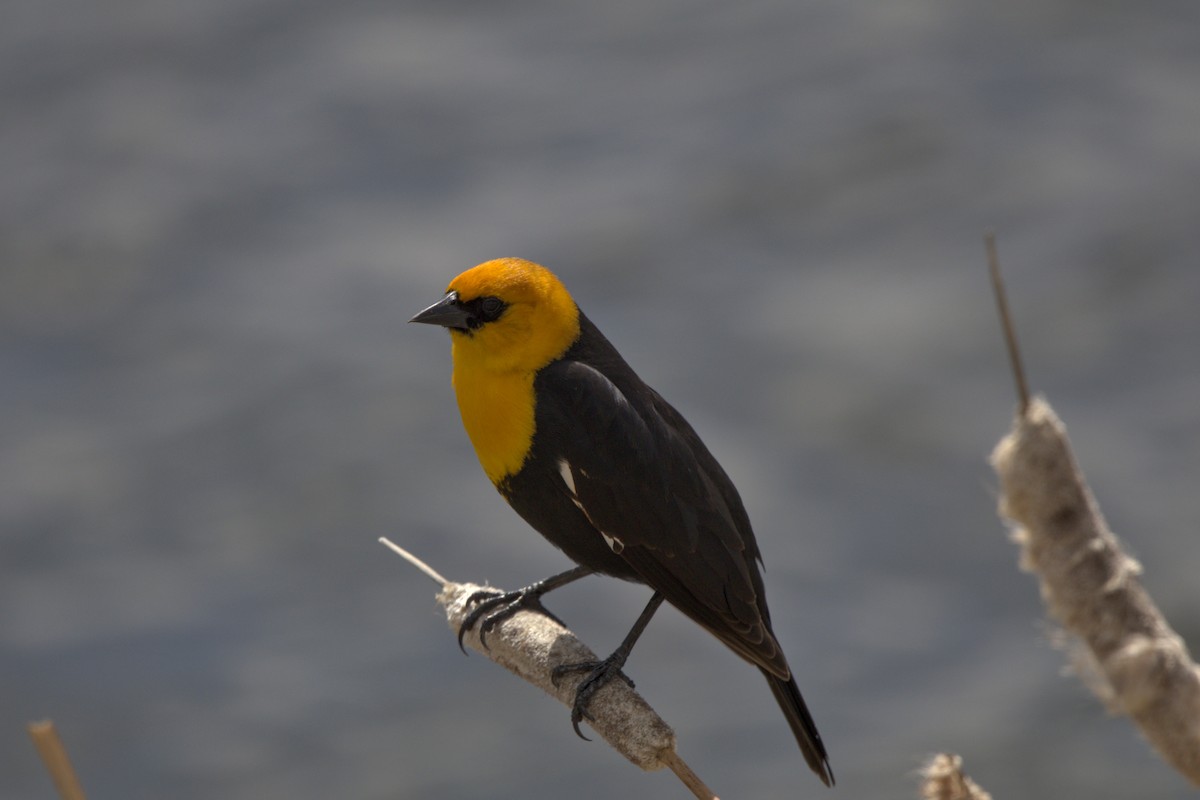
(4, 2), (1200, 798)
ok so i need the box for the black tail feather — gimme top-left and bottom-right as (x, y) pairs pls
(764, 670), (834, 787)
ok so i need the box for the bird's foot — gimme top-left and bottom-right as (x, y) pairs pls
(457, 584), (566, 654)
(550, 653), (636, 740)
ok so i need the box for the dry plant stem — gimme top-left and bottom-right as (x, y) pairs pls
(920, 753), (991, 800)
(985, 232), (1029, 416)
(990, 399), (1200, 786)
(379, 538), (719, 800)
(659, 749), (718, 800)
(27, 720), (88, 800)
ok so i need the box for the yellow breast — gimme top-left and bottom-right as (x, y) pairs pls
(452, 354), (537, 485)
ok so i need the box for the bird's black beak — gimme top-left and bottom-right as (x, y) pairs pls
(409, 291), (470, 331)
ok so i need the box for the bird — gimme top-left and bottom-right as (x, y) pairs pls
(410, 257), (833, 786)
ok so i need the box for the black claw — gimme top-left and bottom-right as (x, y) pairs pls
(455, 585), (566, 653)
(552, 661), (634, 689)
(550, 653), (633, 739)
(456, 588), (504, 653)
(570, 708), (593, 741)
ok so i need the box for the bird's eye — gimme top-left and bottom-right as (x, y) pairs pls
(478, 296), (506, 322)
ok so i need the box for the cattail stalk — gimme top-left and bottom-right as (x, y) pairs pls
(381, 538), (719, 799)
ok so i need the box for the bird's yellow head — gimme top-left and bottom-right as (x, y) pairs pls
(410, 258), (582, 483)
(411, 257), (581, 375)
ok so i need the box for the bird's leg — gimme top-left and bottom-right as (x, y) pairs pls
(551, 592), (666, 739)
(458, 565), (593, 653)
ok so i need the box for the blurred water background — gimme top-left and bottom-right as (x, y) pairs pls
(4, 1), (1200, 798)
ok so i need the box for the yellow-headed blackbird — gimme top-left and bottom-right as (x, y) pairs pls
(412, 257), (832, 786)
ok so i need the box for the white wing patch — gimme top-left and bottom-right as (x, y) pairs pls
(557, 457), (624, 554)
(557, 458), (577, 496)
(601, 532), (624, 554)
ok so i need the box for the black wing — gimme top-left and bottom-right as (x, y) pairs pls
(533, 356), (790, 679)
